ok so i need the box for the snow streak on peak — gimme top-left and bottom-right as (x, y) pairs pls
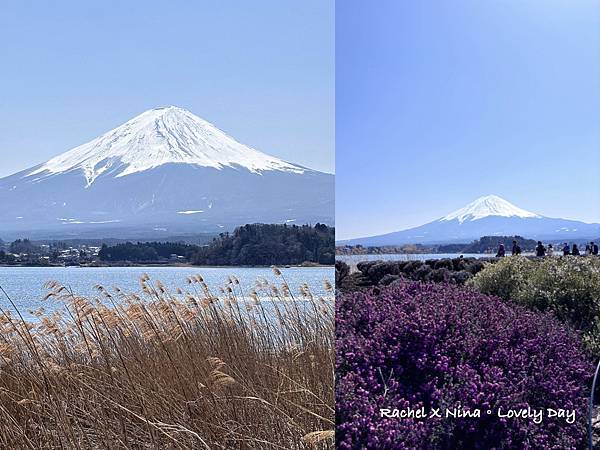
(440, 195), (542, 224)
(29, 106), (305, 186)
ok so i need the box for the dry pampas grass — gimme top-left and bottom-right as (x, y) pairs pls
(0, 269), (334, 449)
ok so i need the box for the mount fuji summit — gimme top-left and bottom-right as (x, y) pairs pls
(0, 106), (333, 239)
(341, 195), (600, 246)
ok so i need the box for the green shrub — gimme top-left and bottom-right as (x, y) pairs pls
(467, 256), (535, 301)
(468, 256), (600, 354)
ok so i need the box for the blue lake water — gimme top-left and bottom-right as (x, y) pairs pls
(0, 266), (334, 319)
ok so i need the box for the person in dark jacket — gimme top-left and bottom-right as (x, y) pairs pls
(535, 241), (546, 257)
(593, 242), (599, 256)
(572, 244), (581, 256)
(496, 243), (505, 257)
(511, 240), (522, 256)
(562, 243), (570, 255)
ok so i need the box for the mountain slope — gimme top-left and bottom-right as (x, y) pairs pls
(440, 195), (541, 223)
(27, 106), (305, 186)
(0, 107), (333, 239)
(340, 195), (599, 246)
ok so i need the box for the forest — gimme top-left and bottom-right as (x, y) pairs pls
(95, 223), (335, 266)
(191, 223), (334, 266)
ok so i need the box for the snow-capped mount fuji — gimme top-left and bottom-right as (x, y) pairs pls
(340, 195), (600, 246)
(440, 195), (541, 223)
(28, 106), (306, 187)
(0, 106), (333, 239)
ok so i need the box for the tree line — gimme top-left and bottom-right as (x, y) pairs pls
(96, 223), (335, 266)
(337, 235), (539, 255)
(191, 223), (334, 266)
(437, 236), (538, 253)
(98, 242), (198, 262)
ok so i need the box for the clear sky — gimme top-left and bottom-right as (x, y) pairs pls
(336, 0), (600, 240)
(0, 0), (334, 178)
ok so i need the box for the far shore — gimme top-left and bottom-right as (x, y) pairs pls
(0, 262), (334, 269)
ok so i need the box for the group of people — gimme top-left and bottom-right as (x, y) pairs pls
(495, 240), (599, 258)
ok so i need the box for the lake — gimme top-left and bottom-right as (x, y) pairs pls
(0, 266), (334, 320)
(336, 253), (498, 264)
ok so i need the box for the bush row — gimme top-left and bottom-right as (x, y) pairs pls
(335, 257), (492, 292)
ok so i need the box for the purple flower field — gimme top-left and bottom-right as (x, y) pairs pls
(336, 281), (593, 449)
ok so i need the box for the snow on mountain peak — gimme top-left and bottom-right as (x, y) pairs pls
(440, 195), (542, 224)
(28, 106), (305, 186)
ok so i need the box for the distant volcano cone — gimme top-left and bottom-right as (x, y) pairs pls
(440, 195), (541, 223)
(0, 107), (334, 240)
(28, 106), (306, 187)
(340, 195), (599, 246)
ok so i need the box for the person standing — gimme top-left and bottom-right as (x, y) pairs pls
(511, 240), (522, 256)
(547, 244), (554, 256)
(593, 242), (599, 256)
(496, 243), (506, 257)
(535, 241), (546, 257)
(562, 242), (570, 256)
(572, 244), (581, 256)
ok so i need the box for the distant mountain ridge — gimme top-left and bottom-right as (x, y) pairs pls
(340, 195), (600, 246)
(0, 107), (334, 240)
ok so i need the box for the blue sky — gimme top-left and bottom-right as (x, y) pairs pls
(336, 0), (600, 240)
(0, 0), (333, 178)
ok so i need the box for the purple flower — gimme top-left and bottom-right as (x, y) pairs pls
(336, 281), (593, 449)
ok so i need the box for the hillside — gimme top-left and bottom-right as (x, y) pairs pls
(192, 223), (334, 266)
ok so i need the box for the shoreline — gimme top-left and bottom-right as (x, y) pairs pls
(0, 262), (334, 269)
